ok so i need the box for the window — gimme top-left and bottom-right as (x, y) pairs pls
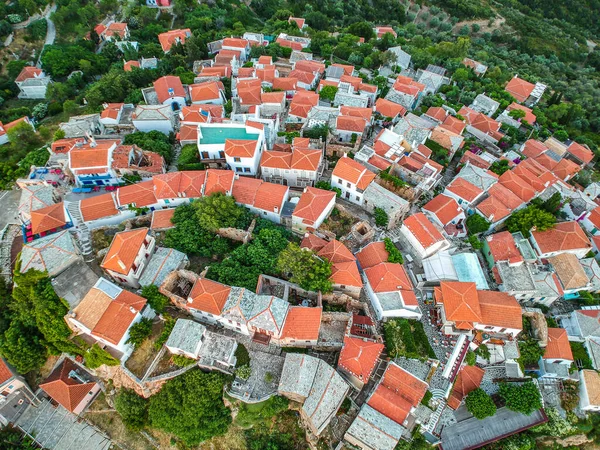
(263, 211), (267, 215)
(201, 151), (209, 159)
(236, 167), (242, 173)
(346, 182), (351, 188)
(234, 157), (241, 162)
(244, 167), (251, 173)
(356, 196), (360, 201)
(219, 151), (225, 158)
(338, 178), (343, 184)
(164, 199), (170, 204)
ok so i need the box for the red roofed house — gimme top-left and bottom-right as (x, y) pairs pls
(158, 29), (191, 53)
(566, 141), (594, 166)
(505, 75), (546, 107)
(101, 228), (155, 288)
(334, 115), (369, 143)
(422, 194), (466, 238)
(338, 335), (384, 389)
(311, 238), (363, 298)
(482, 231), (524, 269)
(149, 75), (187, 109)
(189, 81), (226, 105)
(374, 98), (406, 124)
(356, 241), (421, 320)
(444, 176), (485, 209)
(434, 281), (522, 338)
(288, 16), (306, 29)
(374, 26), (397, 39)
(67, 139), (122, 187)
(279, 306), (322, 347)
(231, 176), (290, 224)
(221, 38), (251, 61)
(529, 221), (592, 259)
(39, 359), (100, 415)
(68, 278), (154, 358)
(331, 154), (376, 205)
(292, 187), (336, 234)
(367, 362), (428, 428)
(389, 75), (425, 110)
(539, 328), (574, 379)
(260, 147), (323, 188)
(288, 90), (319, 123)
(400, 212), (450, 259)
(463, 109), (503, 143)
(15, 65), (50, 100)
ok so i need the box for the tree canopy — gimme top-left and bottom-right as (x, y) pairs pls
(195, 192), (246, 231)
(505, 205), (556, 237)
(499, 382), (543, 415)
(277, 243), (333, 293)
(148, 369), (231, 445)
(115, 389), (149, 431)
(465, 388), (497, 419)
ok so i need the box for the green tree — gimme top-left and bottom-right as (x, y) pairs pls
(505, 205), (556, 237)
(195, 192), (245, 231)
(509, 109), (526, 120)
(115, 389), (148, 430)
(517, 337), (543, 369)
(84, 344), (119, 369)
(466, 214), (490, 235)
(148, 369), (231, 445)
(384, 238), (403, 263)
(319, 85), (338, 103)
(177, 144), (204, 171)
(465, 350), (476, 366)
(277, 243), (333, 293)
(499, 382), (542, 415)
(489, 159), (510, 176)
(374, 207), (389, 227)
(141, 285), (169, 314)
(0, 321), (46, 374)
(127, 319), (153, 347)
(531, 192), (562, 216)
(465, 388), (497, 419)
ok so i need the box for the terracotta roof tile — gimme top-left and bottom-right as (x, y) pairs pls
(272, 77), (297, 91)
(153, 76), (186, 104)
(498, 170), (537, 202)
(364, 262), (412, 293)
(505, 76), (536, 103)
(92, 290), (147, 344)
(522, 139), (548, 158)
(368, 363), (427, 425)
(158, 29), (191, 52)
(374, 98), (406, 118)
(189, 81), (223, 103)
(330, 260), (363, 287)
(79, 193), (118, 221)
(446, 177), (483, 202)
(332, 157), (375, 190)
(16, 66), (43, 82)
(436, 282), (482, 324)
(485, 232), (523, 264)
(356, 242), (389, 270)
(447, 365), (485, 410)
(567, 142), (594, 165)
(151, 209), (176, 230)
(507, 103), (536, 125)
(153, 171), (205, 199)
(124, 60), (140, 71)
(423, 194), (462, 226)
(317, 239), (355, 264)
(117, 180), (157, 208)
(260, 150), (292, 169)
(204, 169), (234, 196)
(281, 306), (322, 341)
(0, 359), (13, 385)
(253, 182), (288, 213)
(460, 151), (491, 170)
(544, 328), (574, 360)
(30, 203), (66, 235)
(101, 228), (149, 275)
(292, 187), (336, 225)
(425, 107), (447, 123)
(300, 234), (328, 251)
(40, 360), (96, 412)
(531, 221), (591, 255)
(188, 278), (231, 315)
(291, 149), (322, 171)
(477, 290), (522, 330)
(338, 336), (384, 382)
(441, 115), (466, 135)
(549, 253), (589, 290)
(476, 195), (512, 222)
(224, 139), (258, 158)
(402, 213), (445, 249)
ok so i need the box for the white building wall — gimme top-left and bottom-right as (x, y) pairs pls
(133, 119), (174, 134)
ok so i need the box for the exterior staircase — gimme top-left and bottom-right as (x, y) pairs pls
(422, 401), (446, 435)
(65, 201), (93, 259)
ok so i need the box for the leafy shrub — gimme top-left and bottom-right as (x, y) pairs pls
(384, 237), (403, 263)
(466, 214), (490, 235)
(127, 318), (153, 347)
(465, 350), (476, 366)
(172, 355), (196, 367)
(465, 388), (497, 419)
(177, 144), (204, 171)
(27, 19), (47, 40)
(374, 207), (389, 227)
(85, 344), (119, 369)
(115, 389), (148, 430)
(141, 285), (169, 314)
(236, 364), (252, 380)
(154, 315), (175, 350)
(235, 344), (250, 367)
(499, 382), (542, 415)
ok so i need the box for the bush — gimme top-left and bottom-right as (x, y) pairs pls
(517, 338), (543, 369)
(236, 364), (252, 380)
(499, 382), (542, 415)
(466, 214), (490, 235)
(177, 144), (204, 171)
(465, 350), (476, 366)
(154, 315), (175, 350)
(27, 19), (47, 40)
(127, 318), (153, 347)
(374, 207), (389, 227)
(235, 395), (288, 428)
(141, 285), (169, 314)
(85, 344), (119, 369)
(465, 388), (497, 419)
(475, 344), (491, 361)
(235, 344), (250, 367)
(115, 389), (148, 430)
(384, 238), (403, 263)
(172, 355), (196, 367)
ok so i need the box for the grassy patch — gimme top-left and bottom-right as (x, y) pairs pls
(571, 341), (593, 369)
(383, 319), (437, 359)
(320, 207), (354, 238)
(124, 321), (165, 378)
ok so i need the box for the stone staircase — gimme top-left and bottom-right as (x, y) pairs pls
(65, 201), (93, 259)
(422, 401), (446, 435)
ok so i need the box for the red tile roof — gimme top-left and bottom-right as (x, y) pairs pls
(281, 306), (322, 341)
(189, 81), (222, 103)
(318, 239), (355, 264)
(158, 29), (191, 52)
(447, 365), (485, 410)
(272, 77), (298, 91)
(154, 76), (186, 104)
(291, 149), (322, 171)
(374, 98), (406, 119)
(441, 115), (466, 135)
(117, 180), (158, 208)
(124, 60), (140, 71)
(204, 169), (234, 196)
(460, 151), (491, 170)
(153, 171), (205, 199)
(253, 181), (288, 213)
(188, 278), (231, 315)
(336, 115), (368, 134)
(93, 290), (147, 344)
(368, 363), (427, 425)
(507, 103), (536, 125)
(293, 187), (336, 225)
(545, 328), (573, 361)
(224, 139), (258, 158)
(79, 193), (118, 221)
(498, 170), (537, 202)
(423, 194), (462, 227)
(338, 336), (384, 382)
(532, 221), (591, 255)
(356, 242), (389, 269)
(16, 66), (43, 82)
(101, 228), (149, 275)
(505, 76), (536, 103)
(364, 262), (413, 294)
(567, 142), (594, 165)
(30, 203), (66, 235)
(222, 37), (249, 48)
(300, 234), (328, 251)
(40, 360), (97, 412)
(330, 260), (363, 287)
(436, 282), (482, 325)
(485, 232), (523, 265)
(478, 290), (522, 330)
(522, 139), (548, 158)
(276, 38), (303, 51)
(402, 213), (445, 249)
(260, 150), (292, 169)
(151, 208), (176, 230)
(446, 177), (483, 202)
(332, 156), (375, 190)
(0, 359), (13, 385)
(425, 107), (447, 123)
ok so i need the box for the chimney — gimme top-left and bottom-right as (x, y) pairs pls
(129, 306), (136, 314)
(89, 135), (97, 148)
